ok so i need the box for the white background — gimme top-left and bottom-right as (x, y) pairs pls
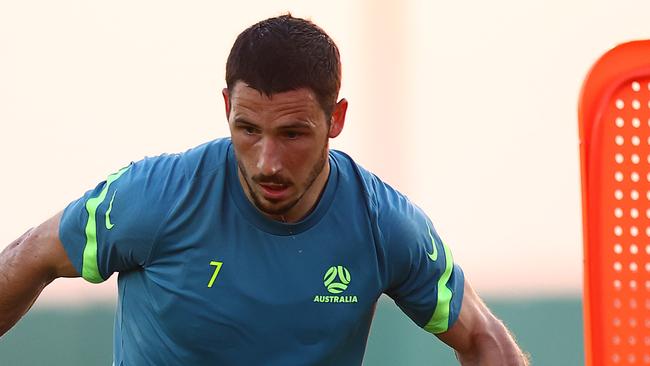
(2, 0), (648, 303)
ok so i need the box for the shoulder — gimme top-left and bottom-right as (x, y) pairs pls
(62, 138), (232, 235)
(175, 138), (231, 179)
(119, 138), (230, 190)
(330, 150), (424, 242)
(115, 137), (231, 213)
(329, 149), (387, 207)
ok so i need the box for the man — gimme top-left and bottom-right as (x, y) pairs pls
(0, 14), (528, 365)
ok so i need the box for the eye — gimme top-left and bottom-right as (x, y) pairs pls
(242, 126), (258, 135)
(284, 131), (302, 139)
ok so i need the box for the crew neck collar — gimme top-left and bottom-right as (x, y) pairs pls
(226, 142), (339, 236)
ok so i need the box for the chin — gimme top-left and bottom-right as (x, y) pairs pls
(255, 198), (298, 217)
(259, 204), (291, 216)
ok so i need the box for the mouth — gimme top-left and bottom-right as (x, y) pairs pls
(258, 182), (290, 201)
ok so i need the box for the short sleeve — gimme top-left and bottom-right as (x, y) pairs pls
(59, 155), (186, 283)
(375, 181), (465, 334)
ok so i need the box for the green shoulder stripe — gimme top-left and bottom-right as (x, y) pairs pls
(82, 165), (131, 283)
(423, 240), (455, 334)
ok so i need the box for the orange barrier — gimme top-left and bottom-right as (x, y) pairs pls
(580, 40), (650, 365)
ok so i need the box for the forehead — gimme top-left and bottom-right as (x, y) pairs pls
(230, 82), (323, 117)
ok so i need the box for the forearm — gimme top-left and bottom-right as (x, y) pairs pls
(455, 317), (529, 366)
(0, 229), (53, 336)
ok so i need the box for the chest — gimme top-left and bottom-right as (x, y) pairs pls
(140, 216), (383, 355)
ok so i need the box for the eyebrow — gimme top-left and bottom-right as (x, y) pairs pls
(233, 117), (258, 126)
(233, 117), (314, 130)
(278, 121), (313, 129)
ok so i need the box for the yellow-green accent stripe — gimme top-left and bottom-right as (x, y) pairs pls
(105, 190), (117, 230)
(82, 165), (130, 283)
(424, 240), (454, 334)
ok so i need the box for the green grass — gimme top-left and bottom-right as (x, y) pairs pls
(0, 296), (583, 365)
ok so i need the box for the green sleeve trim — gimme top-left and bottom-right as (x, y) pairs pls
(423, 239), (454, 334)
(82, 165), (131, 283)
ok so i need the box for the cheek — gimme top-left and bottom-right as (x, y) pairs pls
(231, 138), (257, 168)
(284, 142), (324, 172)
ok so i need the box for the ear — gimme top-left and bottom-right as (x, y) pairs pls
(222, 88), (231, 120)
(328, 98), (348, 138)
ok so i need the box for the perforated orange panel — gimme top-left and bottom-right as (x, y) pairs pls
(580, 41), (650, 366)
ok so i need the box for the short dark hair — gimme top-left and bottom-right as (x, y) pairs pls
(226, 14), (341, 118)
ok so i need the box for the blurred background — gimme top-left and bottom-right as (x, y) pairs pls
(1, 0), (649, 364)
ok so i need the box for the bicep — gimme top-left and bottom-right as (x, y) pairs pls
(435, 278), (488, 353)
(57, 161), (171, 282)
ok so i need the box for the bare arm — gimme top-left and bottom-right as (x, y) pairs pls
(436, 279), (530, 365)
(0, 212), (78, 336)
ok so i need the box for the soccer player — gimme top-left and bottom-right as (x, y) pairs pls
(0, 14), (528, 365)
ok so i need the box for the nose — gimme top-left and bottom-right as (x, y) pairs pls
(257, 137), (282, 176)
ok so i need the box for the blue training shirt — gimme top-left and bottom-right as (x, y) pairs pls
(59, 138), (464, 365)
